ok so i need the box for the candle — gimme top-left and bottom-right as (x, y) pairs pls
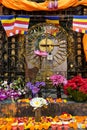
(18, 123), (24, 130)
(11, 126), (18, 130)
(63, 121), (69, 130)
(51, 122), (57, 130)
(56, 122), (62, 130)
(48, 0), (54, 9)
(51, 124), (57, 130)
(54, 0), (58, 9)
(63, 124), (69, 130)
(11, 123), (18, 130)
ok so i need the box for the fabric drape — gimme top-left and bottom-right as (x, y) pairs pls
(83, 34), (87, 61)
(0, 0), (87, 11)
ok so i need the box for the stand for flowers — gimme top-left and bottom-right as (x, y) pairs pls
(35, 108), (41, 122)
(56, 85), (61, 98)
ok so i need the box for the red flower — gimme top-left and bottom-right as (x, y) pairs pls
(63, 75), (87, 95)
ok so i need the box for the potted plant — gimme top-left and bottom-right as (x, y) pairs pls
(63, 75), (87, 102)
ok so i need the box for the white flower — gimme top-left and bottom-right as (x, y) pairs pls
(1, 81), (7, 86)
(30, 97), (48, 109)
(40, 97), (48, 106)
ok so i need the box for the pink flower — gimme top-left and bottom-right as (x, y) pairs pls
(48, 1), (54, 9)
(54, 0), (58, 9)
(34, 50), (48, 57)
(48, 0), (58, 9)
(50, 74), (67, 86)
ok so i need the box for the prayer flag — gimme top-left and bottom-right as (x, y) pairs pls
(1, 15), (15, 37)
(45, 16), (59, 26)
(14, 15), (30, 35)
(44, 16), (59, 36)
(73, 15), (87, 33)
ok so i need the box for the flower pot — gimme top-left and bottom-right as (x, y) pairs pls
(68, 90), (87, 102)
(56, 85), (61, 98)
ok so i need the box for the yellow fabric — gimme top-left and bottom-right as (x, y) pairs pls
(0, 0), (87, 11)
(58, 0), (78, 9)
(0, 0), (1, 4)
(83, 34), (87, 61)
(73, 0), (87, 6)
(46, 19), (59, 24)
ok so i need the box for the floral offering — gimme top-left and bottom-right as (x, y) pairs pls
(30, 97), (48, 122)
(0, 115), (87, 130)
(50, 74), (67, 86)
(30, 97), (48, 110)
(50, 74), (67, 98)
(64, 75), (87, 102)
(26, 81), (45, 97)
(0, 77), (26, 101)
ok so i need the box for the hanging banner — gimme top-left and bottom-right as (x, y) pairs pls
(1, 15), (15, 37)
(45, 16), (59, 25)
(72, 15), (87, 33)
(44, 16), (59, 36)
(14, 15), (30, 35)
(0, 15), (30, 37)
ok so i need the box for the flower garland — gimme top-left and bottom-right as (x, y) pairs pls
(17, 97), (67, 104)
(0, 115), (87, 130)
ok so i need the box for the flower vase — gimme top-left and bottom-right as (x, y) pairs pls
(38, 90), (42, 97)
(35, 108), (41, 122)
(56, 85), (61, 98)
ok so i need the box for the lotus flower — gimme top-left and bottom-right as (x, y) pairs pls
(30, 97), (48, 109)
(34, 50), (48, 57)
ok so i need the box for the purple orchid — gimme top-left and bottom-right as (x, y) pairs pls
(0, 93), (7, 100)
(26, 81), (45, 96)
(32, 87), (40, 94)
(0, 85), (21, 101)
(0, 78), (26, 101)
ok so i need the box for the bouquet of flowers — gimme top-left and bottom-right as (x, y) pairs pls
(50, 74), (67, 86)
(50, 74), (67, 98)
(63, 75), (87, 102)
(0, 77), (26, 101)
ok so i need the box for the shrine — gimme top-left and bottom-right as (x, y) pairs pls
(0, 0), (87, 129)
